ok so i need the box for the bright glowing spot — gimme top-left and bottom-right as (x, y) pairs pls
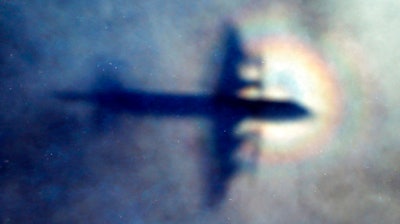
(236, 35), (343, 164)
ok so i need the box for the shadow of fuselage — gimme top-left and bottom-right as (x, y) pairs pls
(54, 25), (312, 207)
(55, 90), (309, 119)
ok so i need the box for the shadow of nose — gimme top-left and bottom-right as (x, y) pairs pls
(260, 100), (311, 120)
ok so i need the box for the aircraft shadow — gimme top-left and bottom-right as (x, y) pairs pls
(54, 24), (311, 207)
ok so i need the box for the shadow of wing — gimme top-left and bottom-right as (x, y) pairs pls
(204, 24), (247, 207)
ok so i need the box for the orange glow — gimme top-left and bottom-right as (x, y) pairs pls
(236, 36), (344, 164)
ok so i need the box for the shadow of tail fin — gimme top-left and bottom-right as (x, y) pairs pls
(54, 60), (127, 131)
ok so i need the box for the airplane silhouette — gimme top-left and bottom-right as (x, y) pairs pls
(54, 25), (311, 207)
